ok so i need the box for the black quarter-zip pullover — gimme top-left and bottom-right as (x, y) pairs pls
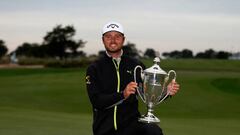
(86, 53), (145, 135)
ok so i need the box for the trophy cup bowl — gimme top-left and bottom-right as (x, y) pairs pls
(134, 57), (176, 123)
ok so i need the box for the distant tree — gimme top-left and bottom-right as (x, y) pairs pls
(122, 42), (140, 58)
(73, 50), (86, 58)
(15, 43), (32, 56)
(182, 49), (193, 58)
(216, 51), (231, 59)
(67, 39), (86, 57)
(0, 40), (8, 58)
(15, 43), (45, 57)
(43, 25), (85, 59)
(195, 49), (216, 59)
(162, 52), (170, 58)
(205, 49), (216, 59)
(169, 50), (182, 58)
(195, 52), (205, 58)
(78, 51), (87, 57)
(163, 48), (231, 59)
(35, 45), (50, 58)
(144, 48), (156, 58)
(162, 49), (193, 59)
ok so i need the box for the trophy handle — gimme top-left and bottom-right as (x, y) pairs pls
(157, 70), (177, 104)
(167, 70), (177, 82)
(134, 66), (146, 103)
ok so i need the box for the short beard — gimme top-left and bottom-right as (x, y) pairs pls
(106, 48), (122, 54)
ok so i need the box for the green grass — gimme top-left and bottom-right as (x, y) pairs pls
(0, 59), (240, 135)
(211, 78), (240, 94)
(0, 68), (91, 114)
(0, 107), (92, 135)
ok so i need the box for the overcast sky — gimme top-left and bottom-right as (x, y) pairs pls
(0, 0), (240, 55)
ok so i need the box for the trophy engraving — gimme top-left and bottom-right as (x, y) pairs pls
(134, 57), (176, 123)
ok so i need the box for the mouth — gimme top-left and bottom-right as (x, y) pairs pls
(109, 44), (117, 48)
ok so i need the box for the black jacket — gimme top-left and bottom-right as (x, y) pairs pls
(86, 53), (145, 135)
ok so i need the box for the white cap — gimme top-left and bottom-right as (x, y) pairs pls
(102, 21), (124, 35)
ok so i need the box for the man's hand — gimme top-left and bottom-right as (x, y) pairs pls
(167, 80), (180, 96)
(123, 82), (137, 99)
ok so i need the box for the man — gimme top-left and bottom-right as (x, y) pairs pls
(86, 21), (180, 135)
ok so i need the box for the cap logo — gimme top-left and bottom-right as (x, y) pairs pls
(107, 24), (119, 29)
(102, 22), (123, 34)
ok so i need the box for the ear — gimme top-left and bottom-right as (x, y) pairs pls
(102, 36), (104, 42)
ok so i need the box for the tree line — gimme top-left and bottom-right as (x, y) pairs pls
(0, 25), (235, 61)
(162, 49), (232, 59)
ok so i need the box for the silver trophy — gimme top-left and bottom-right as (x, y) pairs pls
(134, 57), (176, 123)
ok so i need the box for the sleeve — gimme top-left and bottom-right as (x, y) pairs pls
(86, 65), (125, 110)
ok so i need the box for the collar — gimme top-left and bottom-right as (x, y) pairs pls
(106, 50), (123, 65)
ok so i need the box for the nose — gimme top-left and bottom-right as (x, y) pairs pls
(110, 37), (116, 43)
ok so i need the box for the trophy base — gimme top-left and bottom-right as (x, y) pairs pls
(138, 112), (160, 123)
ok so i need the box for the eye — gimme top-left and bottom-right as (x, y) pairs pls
(104, 35), (111, 40)
(115, 35), (123, 39)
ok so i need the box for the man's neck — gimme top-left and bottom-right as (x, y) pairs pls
(106, 50), (123, 58)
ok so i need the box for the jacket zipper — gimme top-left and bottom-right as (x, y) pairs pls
(112, 59), (120, 130)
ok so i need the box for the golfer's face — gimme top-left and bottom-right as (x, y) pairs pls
(102, 31), (125, 53)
